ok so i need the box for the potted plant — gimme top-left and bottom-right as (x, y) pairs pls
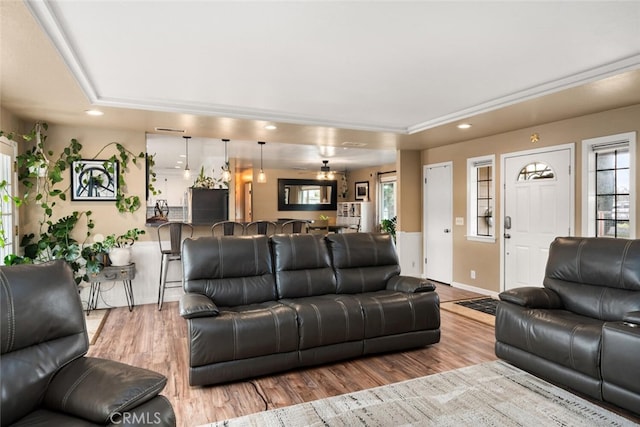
(380, 216), (397, 243)
(101, 228), (146, 266)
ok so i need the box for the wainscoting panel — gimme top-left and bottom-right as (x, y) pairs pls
(396, 231), (422, 278)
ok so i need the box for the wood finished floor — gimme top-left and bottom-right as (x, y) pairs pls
(86, 284), (640, 426)
(88, 285), (497, 426)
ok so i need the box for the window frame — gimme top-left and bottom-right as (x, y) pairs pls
(466, 154), (495, 242)
(378, 174), (397, 223)
(581, 132), (636, 238)
(1, 137), (18, 265)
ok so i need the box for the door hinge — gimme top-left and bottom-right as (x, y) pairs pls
(15, 225), (18, 236)
(13, 160), (17, 173)
(424, 177), (427, 184)
(424, 257), (427, 264)
(568, 165), (571, 175)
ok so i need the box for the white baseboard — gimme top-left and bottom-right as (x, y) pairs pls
(451, 281), (499, 299)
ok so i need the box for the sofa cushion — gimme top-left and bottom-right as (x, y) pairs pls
(495, 302), (603, 378)
(281, 295), (365, 350)
(271, 234), (336, 298)
(326, 233), (401, 293)
(354, 290), (440, 338)
(183, 236), (277, 306)
(187, 302), (298, 367)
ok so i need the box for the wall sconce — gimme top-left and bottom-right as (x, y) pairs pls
(257, 141), (267, 183)
(530, 133), (540, 143)
(183, 136), (191, 179)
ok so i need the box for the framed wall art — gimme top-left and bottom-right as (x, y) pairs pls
(71, 159), (118, 201)
(355, 181), (369, 201)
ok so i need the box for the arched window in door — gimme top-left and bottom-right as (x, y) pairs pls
(517, 162), (555, 181)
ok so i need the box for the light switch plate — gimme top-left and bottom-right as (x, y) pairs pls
(455, 217), (464, 226)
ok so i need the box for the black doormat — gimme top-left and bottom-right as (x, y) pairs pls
(454, 298), (499, 316)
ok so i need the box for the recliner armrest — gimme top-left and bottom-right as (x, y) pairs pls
(180, 293), (219, 319)
(623, 311), (640, 325)
(386, 275), (436, 293)
(44, 357), (167, 425)
(499, 287), (563, 309)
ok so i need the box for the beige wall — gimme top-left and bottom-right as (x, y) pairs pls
(421, 104), (640, 292)
(397, 150), (421, 232)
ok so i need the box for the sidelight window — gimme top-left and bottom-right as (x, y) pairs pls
(467, 155), (495, 241)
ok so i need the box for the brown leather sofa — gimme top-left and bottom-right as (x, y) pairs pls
(495, 236), (640, 415)
(0, 261), (176, 426)
(180, 232), (441, 386)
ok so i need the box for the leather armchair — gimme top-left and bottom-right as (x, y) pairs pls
(495, 236), (640, 415)
(1, 260), (176, 426)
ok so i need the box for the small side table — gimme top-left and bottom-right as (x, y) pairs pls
(87, 263), (136, 315)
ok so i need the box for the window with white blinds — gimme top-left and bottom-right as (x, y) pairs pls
(467, 155), (495, 241)
(582, 132), (636, 238)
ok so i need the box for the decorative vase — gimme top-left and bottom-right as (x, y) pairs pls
(109, 248), (131, 266)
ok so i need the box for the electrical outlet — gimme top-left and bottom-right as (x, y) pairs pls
(470, 270), (476, 279)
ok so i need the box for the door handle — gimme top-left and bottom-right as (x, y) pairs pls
(444, 229), (451, 233)
(504, 216), (512, 229)
(504, 233), (511, 239)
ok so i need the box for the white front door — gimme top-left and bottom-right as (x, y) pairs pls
(423, 162), (453, 284)
(503, 146), (573, 291)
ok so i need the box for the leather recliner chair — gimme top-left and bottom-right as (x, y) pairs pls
(1, 260), (176, 426)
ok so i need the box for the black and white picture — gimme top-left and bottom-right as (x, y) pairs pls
(71, 159), (118, 201)
(355, 181), (369, 201)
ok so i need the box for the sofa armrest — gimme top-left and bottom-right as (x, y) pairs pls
(386, 275), (436, 293)
(499, 286), (563, 309)
(180, 293), (219, 319)
(44, 357), (168, 425)
(623, 311), (640, 325)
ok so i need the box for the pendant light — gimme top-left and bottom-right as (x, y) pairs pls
(221, 138), (231, 182)
(317, 160), (335, 180)
(257, 141), (267, 183)
(183, 136), (191, 179)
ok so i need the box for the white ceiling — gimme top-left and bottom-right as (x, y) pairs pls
(2, 1), (640, 170)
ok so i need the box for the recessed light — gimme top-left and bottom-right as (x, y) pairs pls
(179, 154), (186, 158)
(85, 109), (104, 116)
(457, 123), (472, 129)
(264, 124), (277, 130)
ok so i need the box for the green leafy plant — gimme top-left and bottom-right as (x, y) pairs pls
(0, 122), (148, 284)
(380, 216), (397, 242)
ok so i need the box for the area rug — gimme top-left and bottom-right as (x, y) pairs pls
(85, 309), (109, 345)
(455, 297), (498, 316)
(203, 360), (638, 426)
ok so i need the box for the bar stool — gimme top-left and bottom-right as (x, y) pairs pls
(157, 221), (193, 310)
(211, 221), (245, 236)
(245, 220), (277, 236)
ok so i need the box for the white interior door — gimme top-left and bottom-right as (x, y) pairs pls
(423, 163), (453, 284)
(503, 147), (573, 291)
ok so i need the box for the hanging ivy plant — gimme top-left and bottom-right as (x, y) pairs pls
(0, 122), (150, 284)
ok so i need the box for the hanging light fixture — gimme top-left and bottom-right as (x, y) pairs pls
(317, 160), (335, 180)
(221, 138), (231, 182)
(257, 141), (267, 183)
(183, 136), (191, 179)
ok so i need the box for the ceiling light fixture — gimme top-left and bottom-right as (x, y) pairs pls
(85, 109), (103, 116)
(317, 160), (335, 180)
(257, 141), (267, 183)
(264, 124), (277, 130)
(457, 123), (472, 129)
(221, 138), (231, 182)
(183, 136), (191, 180)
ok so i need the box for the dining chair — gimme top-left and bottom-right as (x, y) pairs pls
(245, 220), (277, 237)
(211, 220), (245, 236)
(280, 219), (310, 234)
(156, 221), (193, 310)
